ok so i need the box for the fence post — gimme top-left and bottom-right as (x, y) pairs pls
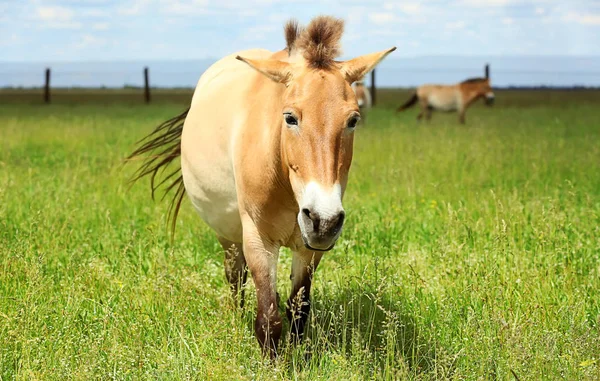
(485, 63), (490, 79)
(370, 69), (376, 106)
(144, 67), (151, 103)
(44, 68), (51, 104)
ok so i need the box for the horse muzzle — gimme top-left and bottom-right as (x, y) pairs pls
(298, 208), (345, 251)
(296, 182), (346, 251)
(485, 93), (495, 106)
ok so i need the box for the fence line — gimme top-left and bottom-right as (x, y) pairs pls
(6, 63), (493, 105)
(3, 62), (600, 104)
(39, 66), (154, 104)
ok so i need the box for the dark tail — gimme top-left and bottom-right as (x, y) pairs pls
(126, 108), (189, 236)
(396, 93), (418, 112)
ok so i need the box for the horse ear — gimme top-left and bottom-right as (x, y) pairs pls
(236, 56), (292, 84)
(339, 47), (396, 84)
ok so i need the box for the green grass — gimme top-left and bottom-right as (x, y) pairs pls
(1, 90), (599, 380)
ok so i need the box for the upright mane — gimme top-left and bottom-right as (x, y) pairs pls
(461, 77), (487, 84)
(296, 15), (344, 69)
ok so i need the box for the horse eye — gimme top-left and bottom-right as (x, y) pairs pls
(284, 114), (298, 126)
(347, 116), (360, 129)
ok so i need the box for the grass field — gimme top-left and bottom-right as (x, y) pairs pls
(1, 89), (600, 380)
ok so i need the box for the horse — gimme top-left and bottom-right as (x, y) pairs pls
(351, 81), (372, 124)
(128, 16), (395, 358)
(352, 81), (372, 110)
(396, 77), (494, 124)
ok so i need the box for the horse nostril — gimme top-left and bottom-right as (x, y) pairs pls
(332, 211), (345, 233)
(302, 208), (320, 231)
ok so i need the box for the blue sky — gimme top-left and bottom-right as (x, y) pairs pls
(1, 0), (599, 62)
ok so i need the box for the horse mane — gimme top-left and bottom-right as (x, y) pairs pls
(461, 77), (487, 84)
(296, 15), (344, 69)
(284, 19), (302, 55)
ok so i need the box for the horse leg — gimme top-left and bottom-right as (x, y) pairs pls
(459, 110), (466, 124)
(425, 107), (433, 121)
(242, 219), (282, 359)
(417, 99), (428, 122)
(218, 237), (248, 308)
(286, 249), (323, 343)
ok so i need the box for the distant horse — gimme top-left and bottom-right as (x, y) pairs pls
(396, 77), (494, 124)
(128, 16), (394, 358)
(352, 81), (372, 110)
(351, 81), (372, 123)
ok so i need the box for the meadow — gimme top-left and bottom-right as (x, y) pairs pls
(1, 88), (599, 380)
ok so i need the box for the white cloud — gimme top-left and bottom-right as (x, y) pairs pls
(46, 21), (82, 29)
(82, 9), (109, 17)
(446, 21), (466, 30)
(2, 0), (599, 62)
(346, 10), (363, 24)
(75, 34), (107, 49)
(398, 4), (421, 15)
(242, 24), (277, 41)
(118, 0), (151, 15)
(267, 12), (288, 23)
(239, 9), (259, 17)
(92, 22), (110, 30)
(161, 0), (210, 16)
(366, 29), (404, 37)
(458, 0), (517, 7)
(368, 12), (396, 25)
(36, 6), (74, 22)
(0, 33), (22, 47)
(34, 5), (82, 29)
(564, 11), (600, 26)
(382, 2), (423, 15)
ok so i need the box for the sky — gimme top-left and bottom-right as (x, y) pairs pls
(1, 0), (600, 63)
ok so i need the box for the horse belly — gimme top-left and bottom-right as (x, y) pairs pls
(181, 153), (242, 242)
(428, 93), (457, 111)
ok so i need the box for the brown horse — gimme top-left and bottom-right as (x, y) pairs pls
(396, 77), (494, 124)
(128, 16), (395, 358)
(352, 81), (372, 110)
(351, 81), (372, 123)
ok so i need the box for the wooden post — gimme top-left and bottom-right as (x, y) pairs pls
(370, 69), (376, 106)
(44, 68), (51, 104)
(485, 63), (490, 79)
(144, 67), (150, 103)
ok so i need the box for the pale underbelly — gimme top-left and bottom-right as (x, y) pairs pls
(428, 95), (458, 111)
(181, 156), (243, 243)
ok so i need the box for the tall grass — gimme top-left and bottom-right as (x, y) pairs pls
(1, 91), (599, 379)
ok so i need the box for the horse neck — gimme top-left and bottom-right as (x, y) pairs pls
(461, 83), (485, 105)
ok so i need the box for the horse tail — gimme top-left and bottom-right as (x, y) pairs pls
(396, 93), (418, 112)
(126, 107), (189, 237)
